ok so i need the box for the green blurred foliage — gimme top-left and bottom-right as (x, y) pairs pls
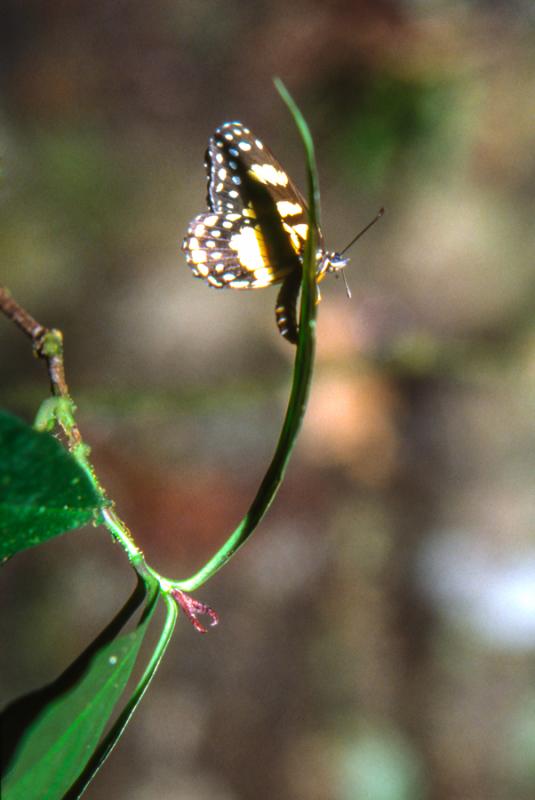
(331, 76), (460, 188)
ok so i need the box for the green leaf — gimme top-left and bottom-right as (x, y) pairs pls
(0, 410), (105, 560)
(2, 583), (160, 800)
(1, 578), (148, 776)
(66, 590), (177, 799)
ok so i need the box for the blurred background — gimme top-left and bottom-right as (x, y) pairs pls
(2, 1), (535, 798)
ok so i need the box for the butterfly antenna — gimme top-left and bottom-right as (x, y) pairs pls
(339, 207), (384, 256)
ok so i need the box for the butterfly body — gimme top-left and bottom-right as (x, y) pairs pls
(182, 121), (348, 343)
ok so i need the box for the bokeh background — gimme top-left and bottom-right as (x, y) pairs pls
(2, 1), (535, 798)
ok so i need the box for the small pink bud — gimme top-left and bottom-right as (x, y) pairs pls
(171, 588), (219, 634)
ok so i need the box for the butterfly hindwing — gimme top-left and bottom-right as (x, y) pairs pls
(183, 210), (295, 289)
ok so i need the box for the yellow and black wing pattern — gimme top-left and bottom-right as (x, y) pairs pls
(182, 121), (324, 343)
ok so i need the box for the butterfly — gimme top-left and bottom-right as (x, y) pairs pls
(182, 121), (378, 344)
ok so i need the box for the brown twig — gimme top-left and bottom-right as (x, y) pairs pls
(0, 285), (81, 445)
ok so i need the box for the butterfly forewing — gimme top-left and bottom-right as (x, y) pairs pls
(206, 123), (305, 216)
(204, 122), (316, 260)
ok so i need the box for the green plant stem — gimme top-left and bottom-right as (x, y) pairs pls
(100, 508), (143, 564)
(98, 510), (177, 602)
(174, 79), (320, 593)
(174, 285), (316, 592)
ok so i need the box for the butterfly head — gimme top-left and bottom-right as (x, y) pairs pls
(317, 250), (349, 282)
